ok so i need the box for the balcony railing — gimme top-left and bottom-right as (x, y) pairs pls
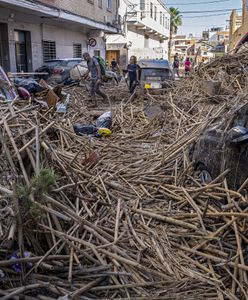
(126, 3), (170, 39)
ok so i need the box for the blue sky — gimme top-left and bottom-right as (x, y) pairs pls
(165, 0), (242, 36)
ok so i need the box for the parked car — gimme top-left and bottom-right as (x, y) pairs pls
(191, 102), (248, 190)
(69, 63), (119, 85)
(35, 59), (64, 80)
(138, 59), (174, 94)
(51, 58), (85, 84)
(35, 58), (83, 81)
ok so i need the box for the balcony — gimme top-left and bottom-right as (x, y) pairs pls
(126, 3), (170, 40)
(0, 0), (118, 33)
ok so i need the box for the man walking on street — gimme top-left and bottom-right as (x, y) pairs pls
(82, 52), (107, 107)
(127, 56), (140, 94)
(173, 53), (180, 78)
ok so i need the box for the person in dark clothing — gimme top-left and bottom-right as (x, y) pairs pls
(173, 53), (180, 78)
(111, 58), (117, 69)
(82, 52), (107, 106)
(127, 56), (140, 94)
(111, 58), (120, 74)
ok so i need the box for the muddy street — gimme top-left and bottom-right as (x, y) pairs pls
(0, 50), (248, 299)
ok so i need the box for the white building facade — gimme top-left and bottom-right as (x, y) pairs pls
(106, 0), (170, 68)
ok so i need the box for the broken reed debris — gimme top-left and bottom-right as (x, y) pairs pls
(0, 50), (248, 299)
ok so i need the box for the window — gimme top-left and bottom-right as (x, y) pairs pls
(163, 14), (165, 27)
(150, 2), (153, 18)
(107, 0), (112, 11)
(160, 12), (162, 25)
(98, 0), (102, 7)
(140, 0), (145, 10)
(73, 43), (82, 58)
(42, 40), (56, 61)
(94, 50), (101, 57)
(87, 0), (94, 4)
(165, 17), (168, 29)
(154, 6), (157, 21)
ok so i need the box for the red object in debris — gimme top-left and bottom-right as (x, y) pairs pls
(82, 151), (100, 167)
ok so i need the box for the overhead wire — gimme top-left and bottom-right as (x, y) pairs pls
(135, 9), (241, 19)
(183, 13), (231, 18)
(167, 0), (230, 5)
(133, 0), (236, 8)
(131, 7), (241, 15)
(180, 8), (241, 13)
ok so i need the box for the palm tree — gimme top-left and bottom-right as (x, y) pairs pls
(168, 7), (182, 61)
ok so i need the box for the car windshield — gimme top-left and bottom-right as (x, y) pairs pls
(44, 61), (63, 67)
(141, 68), (171, 81)
(66, 60), (82, 67)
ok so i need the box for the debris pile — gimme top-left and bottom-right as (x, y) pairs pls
(162, 50), (248, 117)
(0, 51), (248, 299)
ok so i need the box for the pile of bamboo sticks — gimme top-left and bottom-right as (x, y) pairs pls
(0, 51), (248, 299)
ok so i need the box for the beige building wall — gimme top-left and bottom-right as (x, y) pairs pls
(229, 0), (248, 50)
(229, 10), (242, 36)
(0, 0), (120, 72)
(38, 0), (119, 24)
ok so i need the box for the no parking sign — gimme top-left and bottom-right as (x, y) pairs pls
(88, 38), (97, 47)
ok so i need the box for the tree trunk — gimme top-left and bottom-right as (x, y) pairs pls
(168, 26), (173, 62)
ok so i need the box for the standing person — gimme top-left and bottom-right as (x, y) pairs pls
(184, 57), (191, 76)
(173, 54), (180, 78)
(106, 60), (110, 70)
(82, 52), (107, 107)
(127, 56), (140, 94)
(111, 58), (117, 71)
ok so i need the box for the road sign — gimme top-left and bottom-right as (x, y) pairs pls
(88, 38), (97, 47)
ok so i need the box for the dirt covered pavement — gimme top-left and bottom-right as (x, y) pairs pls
(1, 51), (248, 299)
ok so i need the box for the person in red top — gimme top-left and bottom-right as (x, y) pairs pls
(184, 57), (191, 76)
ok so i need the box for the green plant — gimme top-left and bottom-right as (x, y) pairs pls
(31, 168), (58, 199)
(169, 7), (183, 61)
(17, 168), (57, 218)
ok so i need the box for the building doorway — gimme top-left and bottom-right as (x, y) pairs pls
(106, 50), (120, 65)
(14, 30), (33, 72)
(15, 30), (28, 72)
(0, 23), (9, 71)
